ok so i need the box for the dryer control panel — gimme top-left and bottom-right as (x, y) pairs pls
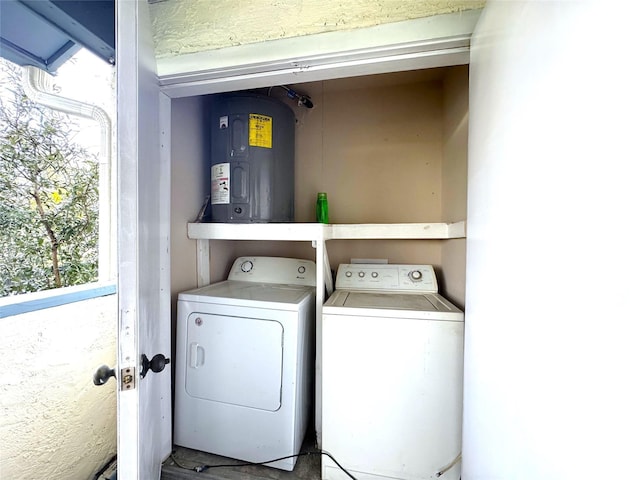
(335, 264), (438, 293)
(228, 256), (316, 286)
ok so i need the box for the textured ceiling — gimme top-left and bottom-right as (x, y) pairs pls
(150, 0), (485, 59)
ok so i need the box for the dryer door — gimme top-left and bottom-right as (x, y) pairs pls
(185, 312), (283, 411)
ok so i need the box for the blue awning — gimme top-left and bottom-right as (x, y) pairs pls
(0, 0), (114, 73)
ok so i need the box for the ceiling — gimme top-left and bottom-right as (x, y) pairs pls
(0, 0), (115, 73)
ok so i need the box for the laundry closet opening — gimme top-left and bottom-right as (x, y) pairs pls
(170, 65), (468, 305)
(166, 65), (469, 478)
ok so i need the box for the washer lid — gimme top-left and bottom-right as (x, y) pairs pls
(179, 280), (313, 305)
(324, 290), (463, 321)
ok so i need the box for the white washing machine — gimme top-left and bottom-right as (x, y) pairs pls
(174, 256), (316, 471)
(322, 264), (464, 480)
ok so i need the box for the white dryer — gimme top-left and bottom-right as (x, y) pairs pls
(174, 256), (316, 471)
(322, 264), (464, 480)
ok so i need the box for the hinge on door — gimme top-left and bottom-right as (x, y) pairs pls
(120, 367), (136, 390)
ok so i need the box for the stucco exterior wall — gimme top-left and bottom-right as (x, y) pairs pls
(150, 0), (484, 58)
(0, 295), (117, 480)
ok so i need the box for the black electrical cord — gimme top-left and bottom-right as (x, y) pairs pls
(169, 449), (356, 479)
(267, 84), (314, 108)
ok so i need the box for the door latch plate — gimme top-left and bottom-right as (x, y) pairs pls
(120, 367), (136, 390)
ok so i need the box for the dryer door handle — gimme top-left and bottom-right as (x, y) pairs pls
(190, 343), (205, 368)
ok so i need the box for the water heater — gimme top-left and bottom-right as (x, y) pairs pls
(210, 93), (295, 223)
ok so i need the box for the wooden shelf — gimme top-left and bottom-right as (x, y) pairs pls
(328, 221), (466, 240)
(187, 222), (326, 241)
(187, 221), (466, 241)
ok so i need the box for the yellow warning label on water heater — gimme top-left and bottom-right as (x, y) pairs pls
(248, 114), (272, 148)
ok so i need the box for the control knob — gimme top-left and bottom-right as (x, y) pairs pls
(240, 261), (253, 273)
(409, 270), (423, 281)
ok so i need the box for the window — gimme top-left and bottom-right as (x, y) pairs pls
(0, 49), (115, 315)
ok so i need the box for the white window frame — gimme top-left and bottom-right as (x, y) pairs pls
(0, 63), (116, 317)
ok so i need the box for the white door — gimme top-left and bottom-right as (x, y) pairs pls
(116, 0), (172, 478)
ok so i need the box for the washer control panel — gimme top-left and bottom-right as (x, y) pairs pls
(228, 256), (316, 286)
(335, 264), (438, 293)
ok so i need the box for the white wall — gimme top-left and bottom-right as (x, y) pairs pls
(464, 1), (640, 478)
(0, 295), (117, 480)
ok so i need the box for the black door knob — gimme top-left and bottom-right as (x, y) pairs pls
(93, 365), (116, 385)
(141, 353), (170, 378)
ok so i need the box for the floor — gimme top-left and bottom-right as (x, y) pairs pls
(161, 434), (321, 480)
